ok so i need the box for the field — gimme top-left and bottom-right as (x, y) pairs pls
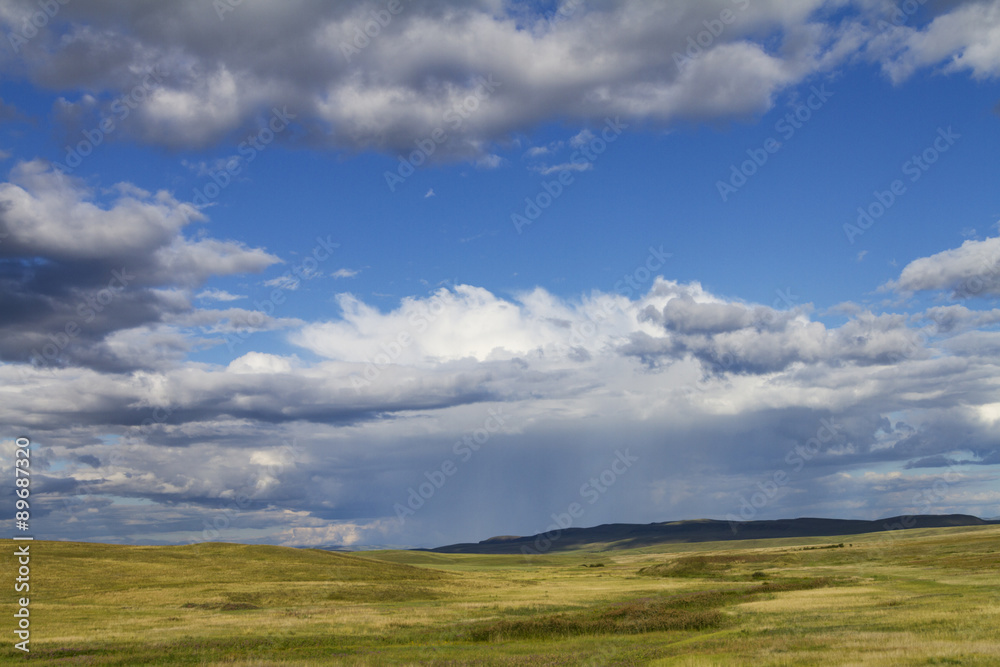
(2, 524), (999, 665)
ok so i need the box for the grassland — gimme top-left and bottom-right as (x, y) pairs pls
(2, 524), (998, 665)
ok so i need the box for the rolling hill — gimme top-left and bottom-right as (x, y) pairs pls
(428, 514), (999, 554)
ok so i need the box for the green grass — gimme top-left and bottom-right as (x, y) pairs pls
(2, 525), (999, 665)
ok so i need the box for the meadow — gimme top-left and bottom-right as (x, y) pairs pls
(2, 524), (998, 665)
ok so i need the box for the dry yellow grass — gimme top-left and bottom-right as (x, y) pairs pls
(0, 525), (997, 664)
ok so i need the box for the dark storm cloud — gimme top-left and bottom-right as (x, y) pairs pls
(0, 160), (279, 371)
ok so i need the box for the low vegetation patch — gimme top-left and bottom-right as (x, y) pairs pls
(638, 553), (781, 579)
(326, 584), (444, 602)
(464, 577), (835, 642)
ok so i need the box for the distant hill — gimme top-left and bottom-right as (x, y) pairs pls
(427, 514), (999, 555)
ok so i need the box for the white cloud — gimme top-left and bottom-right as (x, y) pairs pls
(533, 161), (593, 175)
(264, 275), (300, 290)
(0, 160), (191, 260)
(331, 268), (359, 279)
(273, 520), (393, 547)
(878, 1), (1000, 82)
(227, 352), (294, 375)
(525, 145), (551, 157)
(291, 284), (643, 365)
(886, 235), (1000, 297)
(569, 129), (595, 148)
(0, 0), (864, 156)
(196, 288), (245, 302)
(3, 276), (1000, 546)
(0, 0), (988, 162)
(476, 154), (504, 169)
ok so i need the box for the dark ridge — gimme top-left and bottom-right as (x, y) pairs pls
(425, 514), (999, 554)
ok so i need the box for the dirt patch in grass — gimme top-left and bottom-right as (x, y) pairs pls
(181, 601), (261, 611)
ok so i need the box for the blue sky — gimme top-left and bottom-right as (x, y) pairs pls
(1, 0), (999, 548)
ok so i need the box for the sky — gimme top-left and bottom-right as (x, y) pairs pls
(0, 0), (998, 549)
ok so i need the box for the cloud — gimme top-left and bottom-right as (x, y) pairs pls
(876, 0), (1000, 82)
(525, 143), (561, 157)
(196, 288), (245, 302)
(227, 352), (294, 375)
(291, 284), (640, 365)
(885, 235), (1000, 297)
(0, 160), (279, 371)
(569, 129), (595, 148)
(475, 154), (504, 169)
(623, 281), (934, 374)
(331, 268), (359, 279)
(263, 275), (300, 290)
(918, 305), (1000, 333)
(2, 274), (999, 546)
(272, 520), (393, 547)
(532, 161), (594, 175)
(0, 0), (881, 157)
(5, 0), (1000, 547)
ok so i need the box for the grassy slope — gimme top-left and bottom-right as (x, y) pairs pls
(1, 525), (998, 665)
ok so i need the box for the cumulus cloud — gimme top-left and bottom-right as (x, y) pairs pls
(331, 268), (359, 279)
(876, 0), (1000, 82)
(0, 0), (894, 157)
(0, 160), (280, 371)
(2, 271), (998, 546)
(196, 288), (246, 302)
(291, 284), (642, 365)
(886, 235), (1000, 297)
